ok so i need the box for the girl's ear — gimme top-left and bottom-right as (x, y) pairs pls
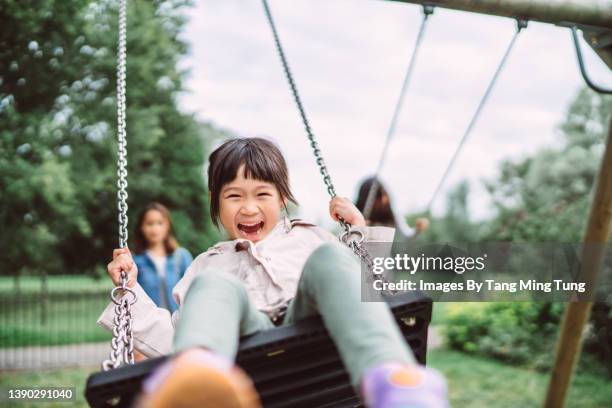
(280, 196), (289, 216)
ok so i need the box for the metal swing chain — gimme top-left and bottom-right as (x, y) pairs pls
(102, 0), (136, 371)
(425, 19), (527, 213)
(261, 0), (397, 291)
(362, 5), (434, 220)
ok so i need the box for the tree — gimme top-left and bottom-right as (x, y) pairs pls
(416, 181), (483, 244)
(1, 0), (222, 276)
(484, 88), (611, 242)
(480, 88), (612, 375)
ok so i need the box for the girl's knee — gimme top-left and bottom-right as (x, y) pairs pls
(302, 243), (360, 283)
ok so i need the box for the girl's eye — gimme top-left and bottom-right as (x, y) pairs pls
(258, 193), (272, 197)
(226, 194), (241, 199)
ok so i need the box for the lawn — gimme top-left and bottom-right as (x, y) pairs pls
(428, 349), (612, 407)
(1, 350), (610, 407)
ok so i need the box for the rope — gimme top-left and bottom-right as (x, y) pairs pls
(425, 19), (527, 213)
(363, 5), (434, 220)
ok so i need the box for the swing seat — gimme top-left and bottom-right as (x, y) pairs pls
(85, 291), (431, 408)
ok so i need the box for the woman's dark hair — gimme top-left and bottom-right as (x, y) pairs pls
(355, 177), (394, 226)
(134, 202), (179, 254)
(207, 137), (298, 227)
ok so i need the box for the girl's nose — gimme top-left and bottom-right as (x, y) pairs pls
(240, 201), (259, 215)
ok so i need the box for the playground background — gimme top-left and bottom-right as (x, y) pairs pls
(1, 0), (611, 406)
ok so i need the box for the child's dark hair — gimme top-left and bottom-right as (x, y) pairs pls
(207, 137), (298, 227)
(134, 202), (179, 254)
(355, 177), (394, 226)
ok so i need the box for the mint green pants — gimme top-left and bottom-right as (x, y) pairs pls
(174, 243), (415, 387)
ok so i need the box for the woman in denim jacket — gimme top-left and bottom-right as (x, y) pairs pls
(133, 202), (193, 313)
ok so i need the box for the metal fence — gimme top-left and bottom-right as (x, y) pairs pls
(0, 285), (113, 370)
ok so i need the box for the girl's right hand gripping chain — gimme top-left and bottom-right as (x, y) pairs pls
(107, 247), (138, 288)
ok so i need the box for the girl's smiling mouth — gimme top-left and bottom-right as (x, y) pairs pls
(237, 221), (264, 238)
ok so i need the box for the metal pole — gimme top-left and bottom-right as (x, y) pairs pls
(544, 115), (612, 408)
(389, 0), (612, 29)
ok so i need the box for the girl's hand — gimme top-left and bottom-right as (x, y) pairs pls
(415, 217), (430, 233)
(107, 247), (137, 288)
(329, 197), (366, 227)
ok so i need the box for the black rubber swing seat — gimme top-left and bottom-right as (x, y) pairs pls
(85, 291), (432, 408)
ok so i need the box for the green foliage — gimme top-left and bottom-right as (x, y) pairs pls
(422, 88), (612, 376)
(442, 302), (611, 377)
(484, 88), (612, 242)
(1, 1), (223, 276)
(415, 180), (483, 243)
(444, 302), (565, 370)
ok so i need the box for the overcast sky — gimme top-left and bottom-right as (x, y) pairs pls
(177, 0), (610, 227)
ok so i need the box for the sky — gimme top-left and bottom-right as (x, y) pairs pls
(177, 0), (611, 227)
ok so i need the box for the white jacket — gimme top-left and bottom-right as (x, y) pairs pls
(97, 218), (394, 357)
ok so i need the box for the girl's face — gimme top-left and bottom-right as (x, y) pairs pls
(219, 164), (285, 243)
(141, 209), (170, 246)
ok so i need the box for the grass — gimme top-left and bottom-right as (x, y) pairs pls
(430, 302), (489, 326)
(1, 350), (610, 407)
(0, 366), (96, 408)
(428, 349), (612, 407)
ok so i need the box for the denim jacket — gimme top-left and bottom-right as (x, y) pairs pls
(134, 247), (193, 313)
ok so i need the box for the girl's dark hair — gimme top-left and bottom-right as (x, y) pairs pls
(134, 202), (179, 254)
(207, 137), (298, 227)
(355, 177), (394, 226)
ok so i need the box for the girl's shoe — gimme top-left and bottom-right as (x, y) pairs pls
(361, 363), (449, 408)
(136, 349), (261, 408)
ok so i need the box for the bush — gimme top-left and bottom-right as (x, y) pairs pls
(442, 302), (611, 375)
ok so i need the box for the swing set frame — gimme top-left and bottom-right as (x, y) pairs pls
(384, 1), (612, 407)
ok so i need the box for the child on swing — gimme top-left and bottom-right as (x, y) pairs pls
(101, 138), (448, 408)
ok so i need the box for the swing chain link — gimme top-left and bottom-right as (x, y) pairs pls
(117, 0), (129, 250)
(261, 0), (386, 282)
(102, 0), (136, 371)
(102, 272), (137, 370)
(340, 229), (398, 294)
(362, 4), (434, 220)
(426, 18), (526, 213)
(261, 1), (337, 200)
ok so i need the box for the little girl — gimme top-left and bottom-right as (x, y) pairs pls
(100, 138), (447, 408)
(133, 202), (193, 313)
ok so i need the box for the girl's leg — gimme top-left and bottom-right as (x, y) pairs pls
(174, 272), (274, 359)
(283, 242), (415, 388)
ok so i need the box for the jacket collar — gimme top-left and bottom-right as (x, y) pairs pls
(211, 217), (318, 253)
(211, 217), (290, 253)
